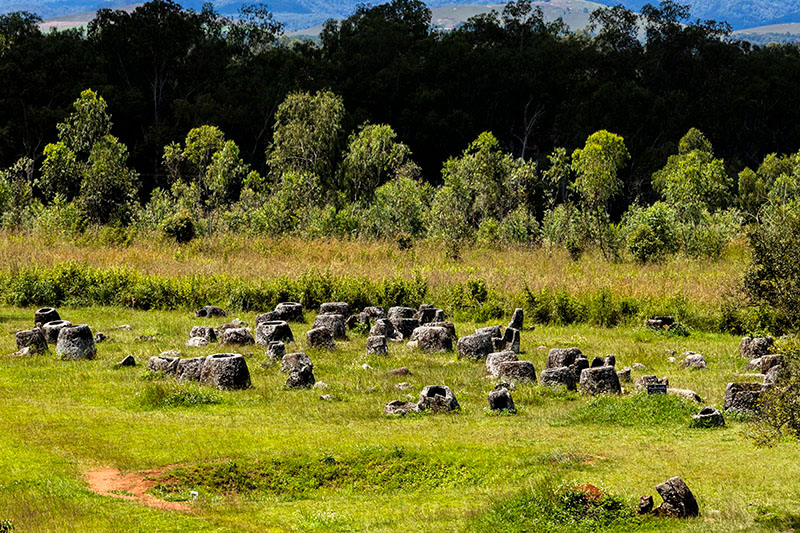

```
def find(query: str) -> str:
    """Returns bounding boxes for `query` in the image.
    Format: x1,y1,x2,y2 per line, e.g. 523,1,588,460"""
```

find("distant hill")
12,0,800,33
732,22,800,44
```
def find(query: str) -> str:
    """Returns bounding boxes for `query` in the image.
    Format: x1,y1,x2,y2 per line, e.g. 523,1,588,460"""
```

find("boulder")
387,306,416,320
320,302,350,317
200,353,251,390
194,305,226,318
417,385,460,412
274,302,303,322
366,335,388,356
681,351,708,370
639,495,654,515
590,356,605,368
186,337,209,347
256,320,294,345
760,354,783,374
313,314,346,340
426,321,457,342
654,477,699,518
496,360,536,383
476,325,503,339
546,347,583,368
306,327,336,350
391,317,420,339
508,308,524,330
388,367,412,376
416,305,438,325
147,356,179,375
739,336,773,359
370,319,403,342
118,355,136,367
635,375,669,390
498,327,521,353
94,333,107,344
16,328,47,354
617,367,632,383
286,365,315,388
42,320,73,344
34,307,60,327
189,326,217,342
267,341,286,364
604,355,616,367
345,312,371,332
412,326,453,353
177,356,207,382
457,332,494,360
744,357,762,371
488,386,516,412
56,324,96,360
486,351,518,377
362,306,386,320
646,316,675,329
384,400,419,416
764,365,784,385
220,327,254,346
690,407,725,428
579,366,621,395
723,382,762,413
668,388,703,403
281,352,313,374
632,362,647,370
539,366,578,391
570,357,590,381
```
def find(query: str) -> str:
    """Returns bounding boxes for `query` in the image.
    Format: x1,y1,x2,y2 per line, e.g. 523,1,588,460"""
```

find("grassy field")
1,302,798,532
0,232,747,308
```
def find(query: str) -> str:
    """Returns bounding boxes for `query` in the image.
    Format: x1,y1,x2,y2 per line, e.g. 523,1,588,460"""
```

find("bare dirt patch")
85,467,190,512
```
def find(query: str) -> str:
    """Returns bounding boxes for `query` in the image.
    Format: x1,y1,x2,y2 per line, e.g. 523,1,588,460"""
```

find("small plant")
395,231,413,250
0,520,13,532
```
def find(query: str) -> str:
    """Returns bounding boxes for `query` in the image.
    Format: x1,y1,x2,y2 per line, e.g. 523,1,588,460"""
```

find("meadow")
1,235,797,532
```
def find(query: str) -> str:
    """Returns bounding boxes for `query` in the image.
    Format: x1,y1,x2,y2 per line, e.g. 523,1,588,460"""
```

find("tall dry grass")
0,230,747,306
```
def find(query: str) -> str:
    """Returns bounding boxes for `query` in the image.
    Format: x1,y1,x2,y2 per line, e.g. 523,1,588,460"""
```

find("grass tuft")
557,393,699,427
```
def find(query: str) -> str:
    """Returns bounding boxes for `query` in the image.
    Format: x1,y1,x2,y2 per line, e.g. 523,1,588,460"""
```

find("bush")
624,202,679,262
749,337,800,446
469,479,645,533
160,209,196,243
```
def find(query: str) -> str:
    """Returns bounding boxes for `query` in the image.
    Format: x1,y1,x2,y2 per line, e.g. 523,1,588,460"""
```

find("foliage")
624,202,680,262
652,128,732,222
469,479,646,532
571,130,629,258
361,176,432,239
78,135,140,225
743,201,800,331
267,90,345,182
138,382,222,409
341,123,414,203
749,337,800,446
160,208,196,243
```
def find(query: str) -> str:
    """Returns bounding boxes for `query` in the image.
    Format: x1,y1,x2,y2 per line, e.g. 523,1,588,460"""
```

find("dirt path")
85,467,190,512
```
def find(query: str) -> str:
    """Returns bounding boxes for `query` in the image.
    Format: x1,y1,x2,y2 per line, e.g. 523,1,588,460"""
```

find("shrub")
624,202,679,262
749,337,800,446
160,209,196,243
469,479,645,533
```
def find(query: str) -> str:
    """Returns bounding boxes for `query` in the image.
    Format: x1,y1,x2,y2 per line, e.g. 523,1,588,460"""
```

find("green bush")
469,479,646,533
624,202,679,262
160,209,196,243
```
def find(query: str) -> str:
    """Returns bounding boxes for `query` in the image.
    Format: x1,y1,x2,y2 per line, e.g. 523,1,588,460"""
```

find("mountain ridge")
7,0,800,32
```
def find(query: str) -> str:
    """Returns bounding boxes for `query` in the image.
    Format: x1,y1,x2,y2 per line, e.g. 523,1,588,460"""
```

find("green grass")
0,305,798,531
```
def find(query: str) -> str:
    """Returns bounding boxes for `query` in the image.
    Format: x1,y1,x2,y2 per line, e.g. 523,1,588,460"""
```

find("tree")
341,123,414,203
571,130,629,257
652,128,732,222
56,89,112,155
163,125,252,211
78,135,139,224
267,90,345,182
